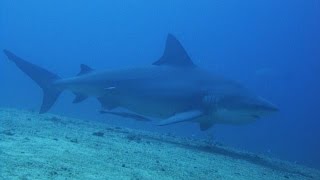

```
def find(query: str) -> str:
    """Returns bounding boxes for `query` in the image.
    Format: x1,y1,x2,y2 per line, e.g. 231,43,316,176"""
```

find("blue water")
1,0,319,169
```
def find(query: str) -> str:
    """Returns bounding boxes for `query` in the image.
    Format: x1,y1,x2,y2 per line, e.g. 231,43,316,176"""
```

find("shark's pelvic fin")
157,110,203,126
77,64,94,76
72,93,88,104
3,50,62,113
153,34,196,68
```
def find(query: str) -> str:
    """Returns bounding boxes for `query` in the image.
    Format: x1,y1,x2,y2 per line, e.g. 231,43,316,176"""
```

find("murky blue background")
1,1,319,168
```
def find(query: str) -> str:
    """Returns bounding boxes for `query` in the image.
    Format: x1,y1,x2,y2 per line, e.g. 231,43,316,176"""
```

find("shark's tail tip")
3,49,20,63
3,49,12,58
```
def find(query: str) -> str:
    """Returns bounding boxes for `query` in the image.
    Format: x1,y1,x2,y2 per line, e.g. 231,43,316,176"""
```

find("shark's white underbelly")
104,93,193,118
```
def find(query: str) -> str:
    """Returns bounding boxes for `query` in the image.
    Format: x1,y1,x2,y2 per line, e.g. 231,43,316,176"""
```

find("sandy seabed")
0,108,319,180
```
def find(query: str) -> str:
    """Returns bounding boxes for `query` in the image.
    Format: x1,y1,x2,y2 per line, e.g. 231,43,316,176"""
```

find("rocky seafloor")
0,108,319,180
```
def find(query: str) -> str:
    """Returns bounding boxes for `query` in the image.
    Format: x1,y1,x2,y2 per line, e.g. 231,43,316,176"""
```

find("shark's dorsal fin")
77,64,94,76
153,34,196,68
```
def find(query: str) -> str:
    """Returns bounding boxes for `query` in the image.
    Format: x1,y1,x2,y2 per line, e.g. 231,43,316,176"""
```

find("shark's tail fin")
3,50,62,113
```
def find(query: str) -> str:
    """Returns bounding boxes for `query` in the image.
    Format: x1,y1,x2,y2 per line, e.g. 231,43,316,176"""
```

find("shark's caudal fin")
153,34,196,68
3,50,62,113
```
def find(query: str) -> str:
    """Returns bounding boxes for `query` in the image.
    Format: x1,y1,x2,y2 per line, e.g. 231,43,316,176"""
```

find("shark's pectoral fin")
72,93,88,104
199,121,214,131
100,110,151,122
157,110,203,126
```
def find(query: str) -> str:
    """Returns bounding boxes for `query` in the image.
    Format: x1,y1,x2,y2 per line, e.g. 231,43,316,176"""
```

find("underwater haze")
1,0,320,171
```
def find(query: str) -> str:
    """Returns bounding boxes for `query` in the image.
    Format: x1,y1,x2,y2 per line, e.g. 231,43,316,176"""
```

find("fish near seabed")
3,34,278,130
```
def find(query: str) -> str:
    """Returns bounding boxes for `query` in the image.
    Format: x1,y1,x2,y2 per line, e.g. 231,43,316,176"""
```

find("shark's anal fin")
199,122,214,131
100,110,151,122
157,110,203,126
72,93,88,104
97,97,118,110
153,34,196,68
77,64,94,76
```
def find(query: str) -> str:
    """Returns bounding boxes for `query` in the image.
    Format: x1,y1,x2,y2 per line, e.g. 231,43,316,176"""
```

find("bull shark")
3,34,278,130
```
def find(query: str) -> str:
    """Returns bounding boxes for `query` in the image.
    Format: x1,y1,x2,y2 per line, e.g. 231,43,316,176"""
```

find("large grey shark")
3,34,278,130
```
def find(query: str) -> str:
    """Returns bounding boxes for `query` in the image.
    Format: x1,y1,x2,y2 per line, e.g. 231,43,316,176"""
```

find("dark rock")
127,134,135,141
1,130,15,136
126,134,142,143
105,127,113,131
47,116,66,125
60,167,70,172
49,171,58,176
92,131,104,137
70,138,78,143
49,116,61,122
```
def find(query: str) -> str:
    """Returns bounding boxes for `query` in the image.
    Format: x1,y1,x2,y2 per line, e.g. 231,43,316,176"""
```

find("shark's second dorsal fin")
153,34,196,68
77,64,94,76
